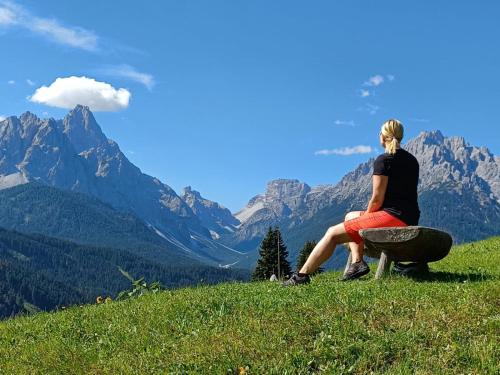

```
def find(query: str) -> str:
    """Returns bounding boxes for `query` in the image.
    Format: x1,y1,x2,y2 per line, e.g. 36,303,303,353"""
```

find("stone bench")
343,226,453,279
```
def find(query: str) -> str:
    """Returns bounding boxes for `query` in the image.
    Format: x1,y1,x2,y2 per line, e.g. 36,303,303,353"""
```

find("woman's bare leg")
299,222,352,274
349,240,365,263
344,211,365,263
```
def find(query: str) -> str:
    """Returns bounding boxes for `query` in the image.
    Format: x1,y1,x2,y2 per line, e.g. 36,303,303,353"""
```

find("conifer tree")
296,240,324,275
251,226,292,281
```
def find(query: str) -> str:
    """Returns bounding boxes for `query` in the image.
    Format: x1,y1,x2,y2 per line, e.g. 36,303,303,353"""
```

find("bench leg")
343,251,352,278
375,252,392,279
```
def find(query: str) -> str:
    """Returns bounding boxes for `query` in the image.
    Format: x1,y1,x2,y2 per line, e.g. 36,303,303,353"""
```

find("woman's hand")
366,175,388,213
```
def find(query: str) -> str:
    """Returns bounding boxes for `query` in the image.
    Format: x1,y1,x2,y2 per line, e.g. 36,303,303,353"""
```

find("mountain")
0,106,206,243
0,182,205,266
0,105,247,265
181,186,240,240
2,106,498,271
220,130,500,269
0,227,250,319
226,179,335,248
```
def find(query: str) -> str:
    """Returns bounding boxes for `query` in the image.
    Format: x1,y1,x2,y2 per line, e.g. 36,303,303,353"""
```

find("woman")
283,119,420,286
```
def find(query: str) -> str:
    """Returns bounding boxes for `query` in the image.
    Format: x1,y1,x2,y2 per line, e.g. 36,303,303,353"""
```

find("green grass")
1,237,499,374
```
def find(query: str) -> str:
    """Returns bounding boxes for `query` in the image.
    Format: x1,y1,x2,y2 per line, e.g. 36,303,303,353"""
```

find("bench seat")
343,226,453,279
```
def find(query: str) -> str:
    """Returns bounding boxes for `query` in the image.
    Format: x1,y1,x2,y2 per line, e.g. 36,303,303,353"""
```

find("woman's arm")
366,175,388,213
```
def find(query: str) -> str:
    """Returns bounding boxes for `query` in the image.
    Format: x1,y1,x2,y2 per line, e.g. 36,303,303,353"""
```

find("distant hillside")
0,182,201,266
0,227,250,319
0,182,253,268
1,236,498,374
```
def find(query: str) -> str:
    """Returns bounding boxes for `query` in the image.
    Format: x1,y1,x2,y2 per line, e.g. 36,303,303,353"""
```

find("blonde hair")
381,119,404,155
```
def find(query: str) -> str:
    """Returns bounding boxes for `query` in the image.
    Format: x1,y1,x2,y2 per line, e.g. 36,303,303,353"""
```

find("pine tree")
251,226,292,281
296,240,324,275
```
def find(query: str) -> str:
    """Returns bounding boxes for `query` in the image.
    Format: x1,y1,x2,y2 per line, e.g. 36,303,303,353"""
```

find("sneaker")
341,260,370,281
282,272,311,287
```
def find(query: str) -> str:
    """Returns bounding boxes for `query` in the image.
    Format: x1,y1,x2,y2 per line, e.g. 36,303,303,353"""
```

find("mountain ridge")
219,129,500,268
0,105,243,264
1,106,498,270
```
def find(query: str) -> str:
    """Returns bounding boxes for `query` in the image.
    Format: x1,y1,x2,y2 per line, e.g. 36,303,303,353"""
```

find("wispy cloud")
366,103,380,115
359,89,370,98
314,145,374,156
28,76,130,112
357,103,380,115
334,119,356,127
26,78,35,86
363,74,385,87
0,1,98,51
7,79,14,85
359,74,395,99
96,64,155,90
0,3,15,25
409,117,430,123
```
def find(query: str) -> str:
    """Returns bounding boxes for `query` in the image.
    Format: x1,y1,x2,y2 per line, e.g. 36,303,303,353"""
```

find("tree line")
0,227,250,320
251,226,324,281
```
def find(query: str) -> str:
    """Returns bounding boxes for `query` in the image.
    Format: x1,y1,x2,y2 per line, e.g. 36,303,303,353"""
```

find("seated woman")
283,119,420,286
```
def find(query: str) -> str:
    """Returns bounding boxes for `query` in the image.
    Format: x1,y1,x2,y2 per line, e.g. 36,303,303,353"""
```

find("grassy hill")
0,237,498,374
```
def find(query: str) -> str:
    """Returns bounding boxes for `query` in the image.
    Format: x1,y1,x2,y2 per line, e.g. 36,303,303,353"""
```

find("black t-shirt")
372,148,420,225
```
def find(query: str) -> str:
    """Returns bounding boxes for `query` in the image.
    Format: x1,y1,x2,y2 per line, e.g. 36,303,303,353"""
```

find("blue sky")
1,0,499,212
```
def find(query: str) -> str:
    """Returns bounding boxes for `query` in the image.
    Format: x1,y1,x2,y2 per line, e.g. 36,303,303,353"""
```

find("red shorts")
343,210,408,244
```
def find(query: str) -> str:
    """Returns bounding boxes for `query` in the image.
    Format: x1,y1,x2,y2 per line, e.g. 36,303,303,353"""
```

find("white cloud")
0,3,15,25
314,145,374,156
364,74,384,87
0,115,5,121
387,74,395,81
26,78,35,86
0,1,98,51
97,64,155,90
31,18,97,51
28,76,131,112
7,79,15,84
334,120,356,127
360,89,370,98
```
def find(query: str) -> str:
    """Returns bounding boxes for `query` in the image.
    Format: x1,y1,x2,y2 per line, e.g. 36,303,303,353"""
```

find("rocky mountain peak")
233,179,312,228
265,179,311,201
180,186,239,238
403,130,498,198
181,186,202,199
19,111,39,124
446,135,467,149
412,129,445,145
0,116,19,133
62,104,107,152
